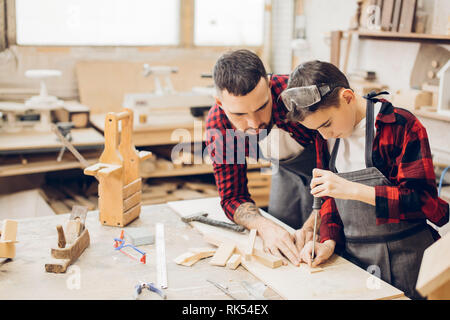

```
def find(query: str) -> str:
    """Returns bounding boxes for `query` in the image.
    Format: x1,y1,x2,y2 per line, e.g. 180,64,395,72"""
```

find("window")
15,0,179,46
194,0,265,46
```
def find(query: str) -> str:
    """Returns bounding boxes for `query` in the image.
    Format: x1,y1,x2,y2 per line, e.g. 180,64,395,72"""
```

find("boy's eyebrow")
315,118,331,130
229,99,269,115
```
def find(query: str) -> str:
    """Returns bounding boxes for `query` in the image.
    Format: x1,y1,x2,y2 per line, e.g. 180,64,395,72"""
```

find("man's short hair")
213,49,267,96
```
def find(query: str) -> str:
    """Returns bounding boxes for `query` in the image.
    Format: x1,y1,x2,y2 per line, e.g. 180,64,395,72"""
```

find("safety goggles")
280,84,334,111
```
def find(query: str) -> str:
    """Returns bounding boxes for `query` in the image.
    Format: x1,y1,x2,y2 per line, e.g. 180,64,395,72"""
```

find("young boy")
281,60,449,299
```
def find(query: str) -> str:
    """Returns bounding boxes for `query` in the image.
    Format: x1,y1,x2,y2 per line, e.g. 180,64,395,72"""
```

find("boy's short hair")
213,49,267,97
286,60,351,122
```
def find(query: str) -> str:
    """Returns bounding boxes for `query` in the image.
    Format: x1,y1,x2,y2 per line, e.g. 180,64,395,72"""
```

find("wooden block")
245,229,257,260
210,243,236,267
227,254,242,270
1,220,18,242
0,243,16,259
253,250,283,269
64,220,81,245
50,228,90,262
174,248,216,267
174,252,198,265
300,263,324,274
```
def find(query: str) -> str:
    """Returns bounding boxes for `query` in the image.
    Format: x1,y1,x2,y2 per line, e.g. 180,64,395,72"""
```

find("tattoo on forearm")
234,202,261,227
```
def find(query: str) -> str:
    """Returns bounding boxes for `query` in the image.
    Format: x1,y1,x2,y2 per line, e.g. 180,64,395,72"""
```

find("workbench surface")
0,204,280,300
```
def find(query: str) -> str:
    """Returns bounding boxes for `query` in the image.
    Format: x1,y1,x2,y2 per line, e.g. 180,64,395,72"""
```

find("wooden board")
0,189,56,220
416,231,450,298
398,0,416,33
0,128,104,153
381,0,395,31
391,0,403,32
167,197,405,300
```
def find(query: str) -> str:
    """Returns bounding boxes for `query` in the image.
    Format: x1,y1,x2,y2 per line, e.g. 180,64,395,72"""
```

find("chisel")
311,197,322,262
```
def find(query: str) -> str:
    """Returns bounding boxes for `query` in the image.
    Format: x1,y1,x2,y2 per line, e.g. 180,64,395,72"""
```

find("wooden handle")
115,111,131,120
56,225,66,248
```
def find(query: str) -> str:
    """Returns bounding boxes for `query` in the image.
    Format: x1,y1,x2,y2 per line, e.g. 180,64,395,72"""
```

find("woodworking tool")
51,123,90,169
155,223,167,289
207,279,238,300
134,281,166,300
182,212,246,233
311,197,322,262
113,230,147,264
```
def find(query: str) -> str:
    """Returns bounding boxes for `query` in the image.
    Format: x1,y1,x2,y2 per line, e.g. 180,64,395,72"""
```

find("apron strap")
329,91,388,172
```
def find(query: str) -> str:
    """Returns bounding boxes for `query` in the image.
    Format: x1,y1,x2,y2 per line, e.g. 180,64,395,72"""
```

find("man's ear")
341,88,354,105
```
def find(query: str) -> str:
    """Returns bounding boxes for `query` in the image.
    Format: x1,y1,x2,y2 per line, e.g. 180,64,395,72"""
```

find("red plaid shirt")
205,75,449,248
317,100,449,249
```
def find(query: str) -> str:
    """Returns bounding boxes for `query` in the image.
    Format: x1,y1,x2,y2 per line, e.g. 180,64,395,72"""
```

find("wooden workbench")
0,203,280,300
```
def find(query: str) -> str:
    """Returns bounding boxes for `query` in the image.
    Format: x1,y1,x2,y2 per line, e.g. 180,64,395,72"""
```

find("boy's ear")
341,88,354,104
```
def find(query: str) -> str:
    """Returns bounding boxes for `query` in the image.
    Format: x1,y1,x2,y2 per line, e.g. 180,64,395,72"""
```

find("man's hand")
293,211,321,253
299,240,335,268
234,202,301,266
257,218,301,266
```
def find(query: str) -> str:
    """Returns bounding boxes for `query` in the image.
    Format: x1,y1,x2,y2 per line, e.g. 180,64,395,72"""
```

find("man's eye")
323,122,332,128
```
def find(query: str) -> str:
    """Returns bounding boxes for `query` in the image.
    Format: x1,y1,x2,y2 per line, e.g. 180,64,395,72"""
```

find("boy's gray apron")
329,92,434,299
268,143,316,229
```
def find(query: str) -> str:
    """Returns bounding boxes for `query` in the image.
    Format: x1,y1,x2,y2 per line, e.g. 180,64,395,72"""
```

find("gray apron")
268,143,316,229
329,92,435,299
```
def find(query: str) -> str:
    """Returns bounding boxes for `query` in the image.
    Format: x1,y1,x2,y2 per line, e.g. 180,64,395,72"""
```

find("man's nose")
247,114,261,129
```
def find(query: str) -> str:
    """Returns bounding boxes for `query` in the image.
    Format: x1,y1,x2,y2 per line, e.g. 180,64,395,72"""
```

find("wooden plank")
123,191,141,213
167,197,405,300
123,178,142,199
210,243,236,267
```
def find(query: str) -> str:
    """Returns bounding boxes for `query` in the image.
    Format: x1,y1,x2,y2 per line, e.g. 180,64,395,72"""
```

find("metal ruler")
155,223,167,289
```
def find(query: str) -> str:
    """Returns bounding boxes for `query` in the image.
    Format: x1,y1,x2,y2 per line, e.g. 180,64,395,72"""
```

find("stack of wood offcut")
173,229,288,271
41,182,98,215
141,179,219,205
